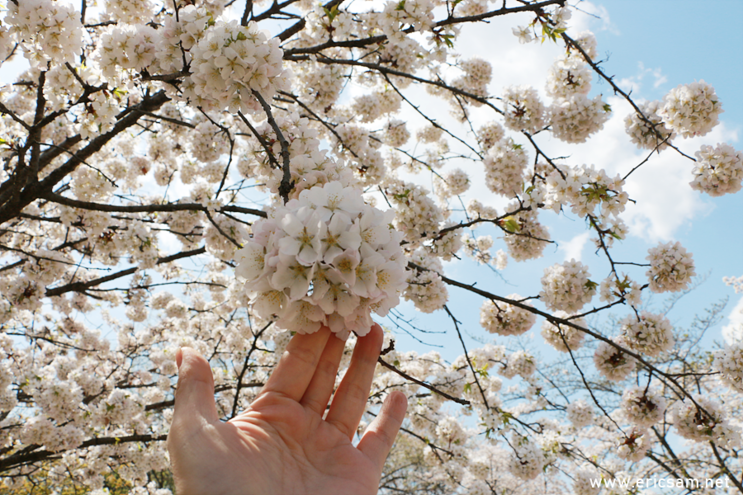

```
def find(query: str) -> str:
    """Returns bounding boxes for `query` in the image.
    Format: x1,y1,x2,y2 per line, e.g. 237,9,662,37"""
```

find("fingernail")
176,348,184,370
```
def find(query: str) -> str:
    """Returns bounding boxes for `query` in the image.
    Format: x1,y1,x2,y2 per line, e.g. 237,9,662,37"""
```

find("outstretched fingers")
357,391,408,472
299,333,347,416
325,324,384,439
260,326,332,402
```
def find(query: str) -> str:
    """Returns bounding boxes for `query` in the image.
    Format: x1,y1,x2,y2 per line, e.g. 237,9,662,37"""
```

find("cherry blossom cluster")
546,164,628,222
593,337,637,381
615,426,652,462
5,0,83,67
566,400,594,428
690,143,743,197
462,234,506,267
330,124,387,187
671,396,741,448
539,259,596,313
545,57,592,99
483,139,528,197
477,122,506,149
0,24,11,62
500,350,537,379
621,386,666,427
502,205,550,262
427,225,463,262
624,100,675,151
568,31,598,61
480,296,536,336
645,241,695,293
549,94,611,143
434,168,470,199
541,313,586,352
103,0,156,24
404,249,448,313
658,80,723,138
78,91,125,141
235,182,406,338
714,341,743,392
242,112,358,198
453,58,493,100
507,433,550,480
619,311,675,356
502,85,547,134
97,24,160,80
383,178,444,246
383,119,411,148
599,274,642,306
188,20,290,113
157,5,211,73
351,88,402,124
378,0,435,44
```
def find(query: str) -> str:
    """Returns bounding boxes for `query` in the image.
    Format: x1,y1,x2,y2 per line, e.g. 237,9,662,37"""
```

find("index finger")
259,326,332,401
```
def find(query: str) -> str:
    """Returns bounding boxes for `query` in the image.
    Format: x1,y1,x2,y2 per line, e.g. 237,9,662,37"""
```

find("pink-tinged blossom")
234,243,267,282
278,208,326,266
236,181,406,336
321,213,361,263
270,253,316,301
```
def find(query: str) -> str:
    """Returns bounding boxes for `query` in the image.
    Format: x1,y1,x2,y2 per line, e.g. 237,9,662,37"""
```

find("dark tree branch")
252,91,293,203
45,246,207,297
378,357,470,406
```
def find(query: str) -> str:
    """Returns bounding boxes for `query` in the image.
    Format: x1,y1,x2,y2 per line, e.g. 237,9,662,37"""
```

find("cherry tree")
0,0,741,493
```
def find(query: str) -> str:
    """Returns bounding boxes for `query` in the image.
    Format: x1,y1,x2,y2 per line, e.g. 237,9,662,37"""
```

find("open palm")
167,324,407,495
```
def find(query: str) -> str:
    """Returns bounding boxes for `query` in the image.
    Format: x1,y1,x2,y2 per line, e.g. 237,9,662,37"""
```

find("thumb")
173,347,219,424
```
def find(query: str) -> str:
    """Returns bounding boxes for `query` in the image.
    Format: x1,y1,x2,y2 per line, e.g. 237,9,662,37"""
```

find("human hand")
167,324,408,495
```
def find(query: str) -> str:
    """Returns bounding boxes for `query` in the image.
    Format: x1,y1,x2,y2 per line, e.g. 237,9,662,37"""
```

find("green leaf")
501,411,513,426
603,103,612,113
502,216,520,234
395,0,406,10
584,280,599,291
236,31,248,41
112,87,127,100
440,34,455,49
323,5,339,22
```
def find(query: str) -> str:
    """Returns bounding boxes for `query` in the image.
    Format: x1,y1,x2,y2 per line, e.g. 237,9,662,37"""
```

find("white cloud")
617,62,669,94
723,295,743,344
560,232,590,261
652,68,668,88
569,1,618,35
536,93,738,242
